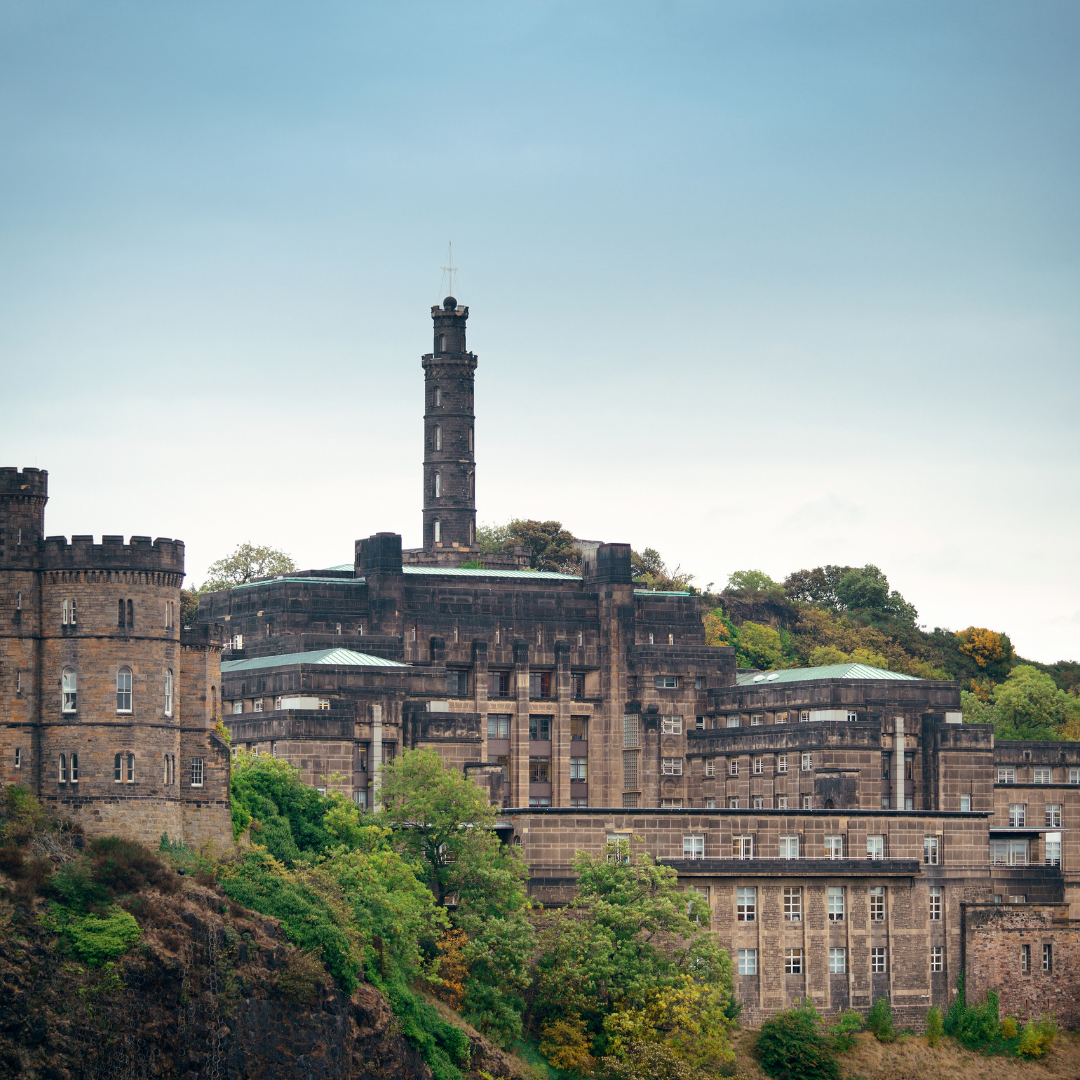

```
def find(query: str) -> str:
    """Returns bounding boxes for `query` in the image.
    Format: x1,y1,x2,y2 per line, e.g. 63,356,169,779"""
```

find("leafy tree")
479,519,581,572
598,1041,709,1080
633,548,695,592
926,1005,944,1047
808,644,891,670
866,996,895,1042
735,622,783,669
702,607,733,647
179,587,201,626
754,1002,841,1080
956,627,1015,680
202,542,297,591
992,665,1080,740
476,521,514,554
835,564,917,625
726,569,782,597
783,565,852,610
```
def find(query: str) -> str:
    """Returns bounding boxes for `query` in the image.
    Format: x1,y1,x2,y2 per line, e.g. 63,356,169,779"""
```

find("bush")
866,997,895,1043
0,784,45,845
67,906,141,965
1000,1015,1017,1040
1017,1016,1057,1059
87,837,179,898
755,1003,841,1080
598,1040,708,1080
276,946,327,1004
926,1006,943,1047
829,1009,864,1052
381,974,470,1080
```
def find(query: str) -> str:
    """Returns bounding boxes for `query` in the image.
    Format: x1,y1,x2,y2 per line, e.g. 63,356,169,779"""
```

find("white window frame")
1008,804,1026,828
164,669,173,716
801,752,812,771
867,835,885,860
683,834,705,860
828,886,844,921
655,675,679,689
661,715,683,735
1034,767,1052,784
570,757,588,781
753,755,764,774
705,758,716,777
732,835,753,859
825,835,843,859
1046,804,1062,828
737,948,757,975
750,713,763,726
870,886,885,921
737,886,757,922
783,886,802,921
998,768,1015,784
1071,768,1080,785
726,715,740,728
960,794,971,812
752,795,764,809
871,947,888,974
829,947,846,974
931,946,944,973
777,754,788,773
784,947,803,973
728,796,739,809
777,795,788,809
661,758,683,776
802,795,812,810
924,836,940,865
780,835,799,859
116,667,133,713
929,885,943,920
190,757,204,787
729,758,739,776
62,667,77,713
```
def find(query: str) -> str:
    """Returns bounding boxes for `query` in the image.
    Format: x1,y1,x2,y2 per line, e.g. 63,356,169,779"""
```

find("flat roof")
221,647,409,672
735,663,922,686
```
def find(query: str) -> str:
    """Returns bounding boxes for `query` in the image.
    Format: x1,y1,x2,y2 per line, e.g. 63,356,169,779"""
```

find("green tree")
479,519,580,572
726,569,782,597
179,587,201,626
735,622,783,669
755,1002,841,1080
836,565,917,625
992,665,1080,740
632,548,695,592
783,565,853,610
476,521,514,554
202,542,297,591
956,627,1015,681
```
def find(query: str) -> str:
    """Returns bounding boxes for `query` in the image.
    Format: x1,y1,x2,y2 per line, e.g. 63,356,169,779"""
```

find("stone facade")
195,295,1080,1023
0,468,232,848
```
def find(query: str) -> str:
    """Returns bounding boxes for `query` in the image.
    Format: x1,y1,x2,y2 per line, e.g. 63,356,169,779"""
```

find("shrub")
598,1040,707,1080
866,997,895,1043
1000,1015,1017,1040
926,1006,943,1047
87,837,179,898
381,974,470,1080
1016,1016,1057,1059
829,1009,864,1052
755,1002,841,1080
67,906,141,965
0,784,45,845
50,858,108,911
276,946,327,1004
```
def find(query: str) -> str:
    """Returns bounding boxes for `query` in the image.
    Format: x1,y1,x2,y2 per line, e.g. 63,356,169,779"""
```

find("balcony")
658,857,922,878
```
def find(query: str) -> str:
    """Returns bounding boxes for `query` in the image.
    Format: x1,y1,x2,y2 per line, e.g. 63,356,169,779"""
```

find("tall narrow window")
127,600,134,627
870,886,885,920
437,335,446,354
117,667,133,713
1021,944,1031,972
783,887,802,921
164,669,173,716
15,591,21,610
191,758,204,787
929,886,943,920
14,748,21,769
126,753,134,782
468,427,473,452
737,886,757,921
1043,944,1053,972
435,426,442,451
434,520,441,543
828,887,845,921
70,753,78,783
114,753,123,782
118,599,125,626
435,386,441,405
15,671,21,693
58,754,67,783
62,668,77,713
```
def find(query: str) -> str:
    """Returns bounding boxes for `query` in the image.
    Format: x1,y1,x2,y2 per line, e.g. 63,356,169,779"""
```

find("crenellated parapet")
39,534,185,575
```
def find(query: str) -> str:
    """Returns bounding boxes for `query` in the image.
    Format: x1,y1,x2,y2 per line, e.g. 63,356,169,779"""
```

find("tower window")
71,753,78,783
127,600,134,627
14,748,21,769
437,335,446,353
58,754,67,783
62,599,77,625
435,425,442,451
15,591,21,610
62,668,77,713
468,427,473,452
435,386,441,406
117,667,133,713
435,473,441,498
434,520,441,543
191,758,204,787
164,669,173,716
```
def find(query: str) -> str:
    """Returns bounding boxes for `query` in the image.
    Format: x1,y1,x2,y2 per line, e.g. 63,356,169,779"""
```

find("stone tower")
422,296,477,552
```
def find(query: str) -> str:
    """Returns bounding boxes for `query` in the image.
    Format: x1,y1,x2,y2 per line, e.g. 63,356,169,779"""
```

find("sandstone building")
0,467,232,847
191,295,1080,1023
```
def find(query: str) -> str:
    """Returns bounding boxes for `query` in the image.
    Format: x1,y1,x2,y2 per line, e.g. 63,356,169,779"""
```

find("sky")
1,1,1077,663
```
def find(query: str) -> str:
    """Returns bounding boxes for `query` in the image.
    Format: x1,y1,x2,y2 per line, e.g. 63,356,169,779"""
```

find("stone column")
473,639,489,761
894,717,905,812
554,638,572,806
512,640,530,807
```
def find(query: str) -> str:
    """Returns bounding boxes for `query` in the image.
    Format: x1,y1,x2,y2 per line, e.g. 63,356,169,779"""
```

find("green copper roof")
735,664,922,686
222,648,409,672
233,576,365,589
324,563,579,581
635,589,692,597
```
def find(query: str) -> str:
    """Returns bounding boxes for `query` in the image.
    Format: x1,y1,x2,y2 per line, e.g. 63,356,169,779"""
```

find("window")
784,948,803,974
61,598,77,625
828,887,845,921
728,796,740,809
825,836,843,859
529,796,552,807
569,716,588,742
15,591,21,611
529,757,551,782
253,697,263,712
738,949,758,975
62,668,77,713
487,715,510,738
661,716,683,735
1046,804,1062,828
435,385,441,403
751,713,763,726
118,753,134,782
830,948,847,974
800,710,810,723
116,668,132,713
1021,944,1031,972
871,947,887,974
777,754,788,774
191,758,204,787
777,795,788,809
318,698,330,710
705,758,716,777
489,670,511,697
930,886,943,920
931,946,944,973
783,887,802,921
655,676,679,689
737,886,757,921
232,701,243,714
867,835,885,860
731,836,753,859
998,768,1015,784
70,752,78,783
802,795,812,810
164,669,173,716
15,671,20,693
434,520,441,543
726,716,740,728
729,758,739,776
801,752,812,771
1045,835,1062,867
529,671,552,698
570,797,588,807
577,631,583,647
870,887,885,921
753,796,764,809
1043,944,1053,973
705,798,716,809
662,758,683,775
435,425,442,450
924,836,940,865
990,839,1029,865
570,757,588,781
694,677,705,689
623,750,639,790
961,794,972,812
847,710,857,722
661,798,684,808
779,835,799,859
165,600,174,629
447,670,469,696
434,473,441,498
1072,768,1080,785
607,835,631,863
753,755,764,774
668,634,674,645
683,835,705,859
58,754,67,783
1009,804,1026,827
1034,768,1052,784
118,599,126,625
127,600,134,627
14,748,22,769
571,673,585,700
776,711,789,724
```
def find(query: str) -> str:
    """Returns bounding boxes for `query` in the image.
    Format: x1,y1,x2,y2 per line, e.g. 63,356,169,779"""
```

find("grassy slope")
729,1028,1080,1080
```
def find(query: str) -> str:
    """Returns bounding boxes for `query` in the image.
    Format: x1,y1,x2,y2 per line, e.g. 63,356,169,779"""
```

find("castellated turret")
0,467,232,848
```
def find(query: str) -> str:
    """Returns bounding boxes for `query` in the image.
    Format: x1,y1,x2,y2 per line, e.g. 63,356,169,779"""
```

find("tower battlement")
0,466,48,497
39,534,186,574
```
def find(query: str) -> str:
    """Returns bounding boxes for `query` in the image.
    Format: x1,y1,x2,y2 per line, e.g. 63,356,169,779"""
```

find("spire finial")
439,242,459,300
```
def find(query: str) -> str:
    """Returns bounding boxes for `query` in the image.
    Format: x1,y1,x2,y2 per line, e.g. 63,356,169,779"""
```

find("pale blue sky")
1,2,1077,661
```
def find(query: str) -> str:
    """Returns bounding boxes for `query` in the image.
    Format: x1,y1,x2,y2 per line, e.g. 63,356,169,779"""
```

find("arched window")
437,334,446,353
126,753,134,783
164,669,173,716
127,599,134,627
435,425,442,451
117,667,132,713
70,753,78,783
118,598,126,626
114,753,122,782
58,754,67,783
434,520,441,543
62,668,77,713
435,473,441,498
435,386,441,407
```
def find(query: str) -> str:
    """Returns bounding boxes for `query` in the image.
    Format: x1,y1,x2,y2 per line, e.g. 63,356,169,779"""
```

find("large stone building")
0,467,232,847
194,295,1080,1024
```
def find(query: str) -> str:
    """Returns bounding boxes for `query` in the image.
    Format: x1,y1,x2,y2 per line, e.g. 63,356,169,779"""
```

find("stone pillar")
371,704,383,810
554,638,572,806
894,717,905,812
473,639,489,760
512,640,530,807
